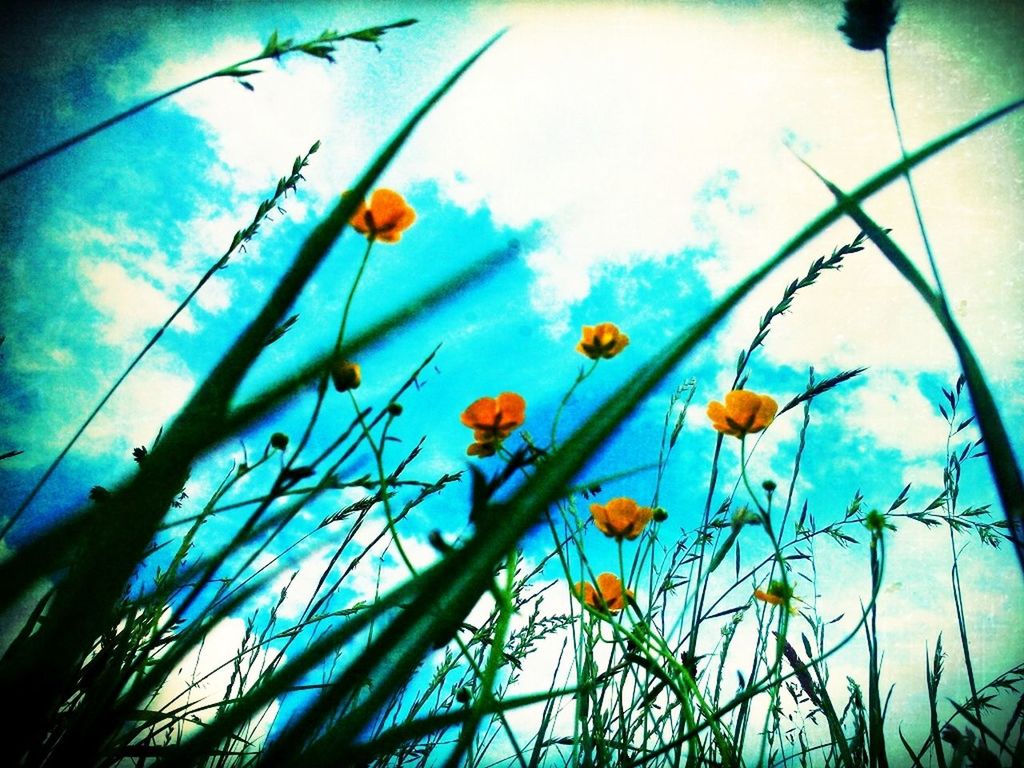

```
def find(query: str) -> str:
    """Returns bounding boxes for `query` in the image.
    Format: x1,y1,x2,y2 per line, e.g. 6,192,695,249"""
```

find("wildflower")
590,497,654,541
707,389,778,438
576,322,629,360
838,0,898,52
574,573,633,613
754,580,796,614
331,359,361,392
461,392,526,457
348,188,416,243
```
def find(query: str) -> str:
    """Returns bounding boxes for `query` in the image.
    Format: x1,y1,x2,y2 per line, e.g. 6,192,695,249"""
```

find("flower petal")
724,390,762,431
461,397,497,429
751,394,779,432
496,392,526,428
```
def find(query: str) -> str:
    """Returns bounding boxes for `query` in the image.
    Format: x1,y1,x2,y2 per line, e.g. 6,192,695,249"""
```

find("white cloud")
835,370,949,460
152,38,365,201
81,358,196,457
900,459,945,492
81,260,198,345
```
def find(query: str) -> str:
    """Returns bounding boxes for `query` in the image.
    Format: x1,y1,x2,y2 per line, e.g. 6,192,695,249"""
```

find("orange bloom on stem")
574,573,633,613
460,392,526,457
576,322,629,360
754,580,796,614
707,389,778,438
753,588,784,606
590,497,654,541
349,188,416,243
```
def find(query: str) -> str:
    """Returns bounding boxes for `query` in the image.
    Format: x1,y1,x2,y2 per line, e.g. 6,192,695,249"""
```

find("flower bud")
331,359,361,392
270,432,289,451
387,402,403,417
652,507,669,522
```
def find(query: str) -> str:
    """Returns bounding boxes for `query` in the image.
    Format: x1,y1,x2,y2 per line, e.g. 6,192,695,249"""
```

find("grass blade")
803,165,1024,574
0,29,505,765
242,100,1024,763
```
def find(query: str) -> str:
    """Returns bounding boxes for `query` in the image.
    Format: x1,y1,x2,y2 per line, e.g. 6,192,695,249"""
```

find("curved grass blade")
160,96,1024,765
803,167,1024,574
2,141,321,540
0,243,512,622
0,30,505,766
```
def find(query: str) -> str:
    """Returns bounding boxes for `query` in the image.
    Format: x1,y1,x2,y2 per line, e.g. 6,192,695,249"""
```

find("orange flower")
754,580,796,614
330,359,361,392
590,497,654,541
707,389,778,438
349,189,416,243
576,322,629,360
753,588,784,606
460,392,526,457
574,573,633,613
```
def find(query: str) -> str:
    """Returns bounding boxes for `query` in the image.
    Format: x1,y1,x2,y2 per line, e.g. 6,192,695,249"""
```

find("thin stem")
0,20,416,183
882,47,950,312
550,360,600,450
288,238,374,469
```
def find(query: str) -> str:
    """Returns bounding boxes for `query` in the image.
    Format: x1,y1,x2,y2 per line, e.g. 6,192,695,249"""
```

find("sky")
1,0,1022,761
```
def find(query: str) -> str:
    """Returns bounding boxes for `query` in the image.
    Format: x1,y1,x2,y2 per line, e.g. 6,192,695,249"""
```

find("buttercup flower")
576,322,630,360
573,573,633,613
331,359,362,392
460,392,526,457
349,188,416,243
754,580,796,614
707,389,778,438
590,497,654,541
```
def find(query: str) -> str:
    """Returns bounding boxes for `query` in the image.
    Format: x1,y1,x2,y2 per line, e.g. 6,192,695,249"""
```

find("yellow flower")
707,389,778,438
590,497,654,541
330,359,361,392
349,188,416,243
460,392,526,457
574,573,633,613
576,322,629,360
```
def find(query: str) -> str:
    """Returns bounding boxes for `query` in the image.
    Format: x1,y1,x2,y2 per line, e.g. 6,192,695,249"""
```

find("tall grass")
1,7,1022,768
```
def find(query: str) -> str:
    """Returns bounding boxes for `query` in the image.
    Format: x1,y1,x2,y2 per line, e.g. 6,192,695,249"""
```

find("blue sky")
1,0,1022,757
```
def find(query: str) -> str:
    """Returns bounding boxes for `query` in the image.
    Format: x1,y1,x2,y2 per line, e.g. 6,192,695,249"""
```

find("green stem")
0,20,416,183
550,359,600,450
288,239,374,470
882,46,950,311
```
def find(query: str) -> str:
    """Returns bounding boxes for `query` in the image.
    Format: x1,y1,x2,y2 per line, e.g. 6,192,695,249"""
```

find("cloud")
149,36,368,202
834,370,949,460
81,260,197,345
82,357,196,456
